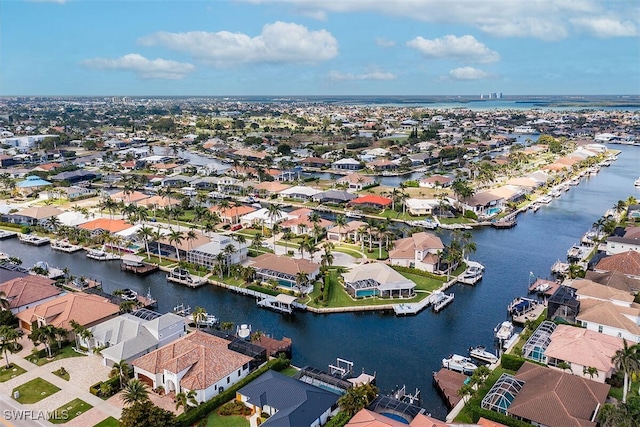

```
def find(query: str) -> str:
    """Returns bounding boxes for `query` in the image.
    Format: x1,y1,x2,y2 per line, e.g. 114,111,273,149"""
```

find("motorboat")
50,239,82,253
346,210,364,219
119,288,138,301
86,246,120,261
635,177,640,188
469,346,499,364
442,354,477,375
494,321,514,342
457,264,484,285
538,196,552,204
566,244,584,261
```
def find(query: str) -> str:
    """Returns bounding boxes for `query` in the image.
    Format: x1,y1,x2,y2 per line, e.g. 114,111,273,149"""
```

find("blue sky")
2,0,639,96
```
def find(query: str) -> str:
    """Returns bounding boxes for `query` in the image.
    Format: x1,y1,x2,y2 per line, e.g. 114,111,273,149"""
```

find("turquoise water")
486,207,501,216
356,289,378,298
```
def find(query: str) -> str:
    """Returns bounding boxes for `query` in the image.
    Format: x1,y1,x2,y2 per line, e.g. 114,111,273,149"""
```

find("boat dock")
0,230,18,240
512,300,547,325
432,291,455,312
433,368,467,409
50,240,83,253
167,274,207,288
120,254,159,275
86,248,121,261
18,234,50,246
257,294,298,314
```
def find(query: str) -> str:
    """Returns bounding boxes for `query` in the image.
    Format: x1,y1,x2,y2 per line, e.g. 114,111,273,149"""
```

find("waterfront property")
342,263,416,299
336,172,376,191
186,233,249,270
326,220,367,243
132,330,253,403
347,194,392,211
605,226,640,255
388,232,444,273
86,309,186,367
236,370,339,427
0,274,62,314
250,253,320,292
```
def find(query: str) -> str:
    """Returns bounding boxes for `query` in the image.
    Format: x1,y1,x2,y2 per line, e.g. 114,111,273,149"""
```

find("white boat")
538,196,552,204
635,177,640,187
18,234,50,246
457,263,484,285
0,252,8,261
118,288,138,301
549,189,562,198
50,239,83,253
345,210,364,219
566,244,584,261
407,219,438,229
531,203,540,212
0,230,17,240
469,346,499,364
551,260,570,275
86,246,120,261
442,354,478,374
431,291,454,312
494,321,514,342
194,313,219,328
568,177,581,186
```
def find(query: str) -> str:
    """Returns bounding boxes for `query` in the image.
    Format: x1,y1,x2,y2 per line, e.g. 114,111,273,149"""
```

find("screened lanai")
481,373,525,415
522,321,557,363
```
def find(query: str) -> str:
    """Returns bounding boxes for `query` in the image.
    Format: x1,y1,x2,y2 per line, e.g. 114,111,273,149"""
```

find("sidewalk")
0,336,122,425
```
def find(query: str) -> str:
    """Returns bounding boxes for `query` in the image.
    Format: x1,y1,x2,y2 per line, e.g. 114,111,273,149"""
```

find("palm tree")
0,326,20,368
110,360,131,390
320,246,334,270
136,226,154,260
223,244,237,276
152,229,164,264
267,203,284,247
457,384,475,403
557,361,573,373
334,214,347,246
220,322,234,336
186,230,198,251
242,266,256,284
282,231,294,254
215,252,226,279
192,306,206,330
0,292,10,311
168,229,184,262
121,379,150,406
582,366,599,379
175,390,198,413
29,325,57,358
611,339,640,403
295,271,309,293
338,382,378,416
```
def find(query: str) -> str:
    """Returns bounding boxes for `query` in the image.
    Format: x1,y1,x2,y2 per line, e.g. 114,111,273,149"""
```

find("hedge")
390,265,447,282
247,285,280,296
467,406,532,427
500,354,525,371
325,412,351,427
89,375,120,398
176,357,290,427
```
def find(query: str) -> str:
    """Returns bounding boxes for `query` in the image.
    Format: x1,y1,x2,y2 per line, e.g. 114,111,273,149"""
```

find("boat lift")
329,358,353,379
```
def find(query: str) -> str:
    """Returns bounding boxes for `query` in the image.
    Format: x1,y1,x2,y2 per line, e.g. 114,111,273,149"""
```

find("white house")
132,331,253,403
405,198,439,216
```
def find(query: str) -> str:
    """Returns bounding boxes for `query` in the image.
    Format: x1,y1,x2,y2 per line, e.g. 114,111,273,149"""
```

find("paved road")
0,394,54,427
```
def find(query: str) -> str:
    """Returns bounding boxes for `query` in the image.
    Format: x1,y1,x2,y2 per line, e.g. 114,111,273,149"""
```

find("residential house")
280,208,333,235
253,181,291,198
584,270,640,294
605,227,640,255
209,205,257,225
346,410,449,427
544,324,623,383
87,310,186,367
405,198,439,216
388,232,444,273
279,185,322,201
132,330,253,403
239,208,287,228
237,370,339,427
594,250,640,278
161,174,195,188
418,175,453,188
250,253,320,292
298,157,331,168
336,173,376,192
311,190,357,205
347,195,392,211
460,191,504,216
5,205,62,226
367,159,398,172
109,190,150,204
332,158,363,171
79,218,133,236
16,292,120,333
343,263,416,298
50,170,99,185
187,233,249,270
326,220,367,244
0,275,62,314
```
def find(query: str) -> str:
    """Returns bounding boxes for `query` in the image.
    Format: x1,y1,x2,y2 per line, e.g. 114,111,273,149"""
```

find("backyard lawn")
50,398,93,424
0,364,26,383
13,377,61,404
26,344,86,366
398,272,444,292
206,412,249,427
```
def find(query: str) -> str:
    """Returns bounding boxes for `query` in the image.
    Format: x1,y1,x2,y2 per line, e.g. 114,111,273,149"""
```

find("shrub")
390,265,447,281
464,210,478,220
325,412,351,427
500,354,525,371
218,400,251,416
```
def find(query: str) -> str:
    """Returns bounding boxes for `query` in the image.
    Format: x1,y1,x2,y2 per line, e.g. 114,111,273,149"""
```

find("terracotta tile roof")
209,205,257,218
79,218,132,233
345,409,448,427
136,195,180,208
577,299,640,336
132,331,252,391
510,362,609,427
0,276,61,309
280,215,332,230
545,325,623,372
327,220,367,234
287,208,313,218
570,279,635,303
109,190,150,203
337,173,375,184
389,232,443,260
595,251,640,276
584,270,640,294
349,195,393,207
477,418,508,427
253,181,291,192
251,253,320,276
16,292,120,330
12,206,63,219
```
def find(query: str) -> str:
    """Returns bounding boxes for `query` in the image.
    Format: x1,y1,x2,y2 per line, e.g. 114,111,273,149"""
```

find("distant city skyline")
2,0,639,96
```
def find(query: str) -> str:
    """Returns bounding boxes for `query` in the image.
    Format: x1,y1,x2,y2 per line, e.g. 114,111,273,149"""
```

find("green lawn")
52,367,70,381
398,272,444,292
455,367,515,424
206,412,249,427
438,217,474,224
13,377,61,404
26,344,86,366
278,366,300,377
0,363,26,383
332,246,365,259
93,417,119,427
609,380,639,401
50,398,93,424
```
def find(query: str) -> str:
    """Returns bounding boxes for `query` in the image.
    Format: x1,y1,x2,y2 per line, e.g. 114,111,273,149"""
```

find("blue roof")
238,370,338,427
17,175,52,188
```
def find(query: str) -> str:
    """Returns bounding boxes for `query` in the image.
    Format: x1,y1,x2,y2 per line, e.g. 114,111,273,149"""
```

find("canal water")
1,145,639,419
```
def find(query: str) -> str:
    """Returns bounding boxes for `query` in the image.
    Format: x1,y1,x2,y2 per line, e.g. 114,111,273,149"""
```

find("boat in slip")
494,321,514,342
635,177,640,188
537,195,552,205
50,239,82,253
442,354,478,375
469,346,499,365
457,261,484,285
86,246,120,261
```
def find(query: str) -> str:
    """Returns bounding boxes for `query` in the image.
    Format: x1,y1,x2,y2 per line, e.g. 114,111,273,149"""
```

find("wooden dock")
121,262,158,275
433,368,467,409
512,301,547,325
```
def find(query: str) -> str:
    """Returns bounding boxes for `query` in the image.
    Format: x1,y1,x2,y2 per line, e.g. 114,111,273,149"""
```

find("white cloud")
375,37,396,48
570,17,637,38
242,0,636,40
328,70,397,81
138,21,338,67
407,35,499,63
82,54,195,80
448,67,491,80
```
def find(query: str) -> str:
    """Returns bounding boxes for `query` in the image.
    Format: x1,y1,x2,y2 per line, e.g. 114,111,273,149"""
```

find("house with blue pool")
342,262,416,299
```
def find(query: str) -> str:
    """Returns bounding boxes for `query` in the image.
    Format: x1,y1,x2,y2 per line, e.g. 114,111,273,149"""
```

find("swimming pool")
356,289,378,298
486,207,501,216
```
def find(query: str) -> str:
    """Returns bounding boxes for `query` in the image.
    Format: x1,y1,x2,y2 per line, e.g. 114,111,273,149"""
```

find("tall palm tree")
192,307,206,329
611,339,640,403
295,271,309,293
0,291,10,311
152,229,164,264
334,214,347,246
320,246,334,269
121,379,150,406
110,360,131,390
186,230,197,251
223,244,237,276
0,325,20,368
29,325,57,358
136,226,154,260
267,203,285,247
168,230,184,262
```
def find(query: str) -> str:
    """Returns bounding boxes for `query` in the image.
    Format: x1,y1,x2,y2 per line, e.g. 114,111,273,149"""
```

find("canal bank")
1,144,639,420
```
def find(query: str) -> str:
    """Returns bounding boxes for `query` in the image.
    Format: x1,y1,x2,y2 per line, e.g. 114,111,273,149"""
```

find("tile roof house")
237,370,339,427
88,311,186,367
507,362,610,427
342,262,416,299
599,248,640,277
576,298,640,343
346,409,449,427
336,173,376,192
78,218,133,234
16,292,120,333
326,220,367,244
584,270,640,294
6,205,63,226
389,232,444,273
209,205,257,225
280,209,333,235
605,226,640,255
544,324,623,383
347,195,393,210
132,330,253,403
109,190,150,204
250,253,320,292
0,275,62,314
